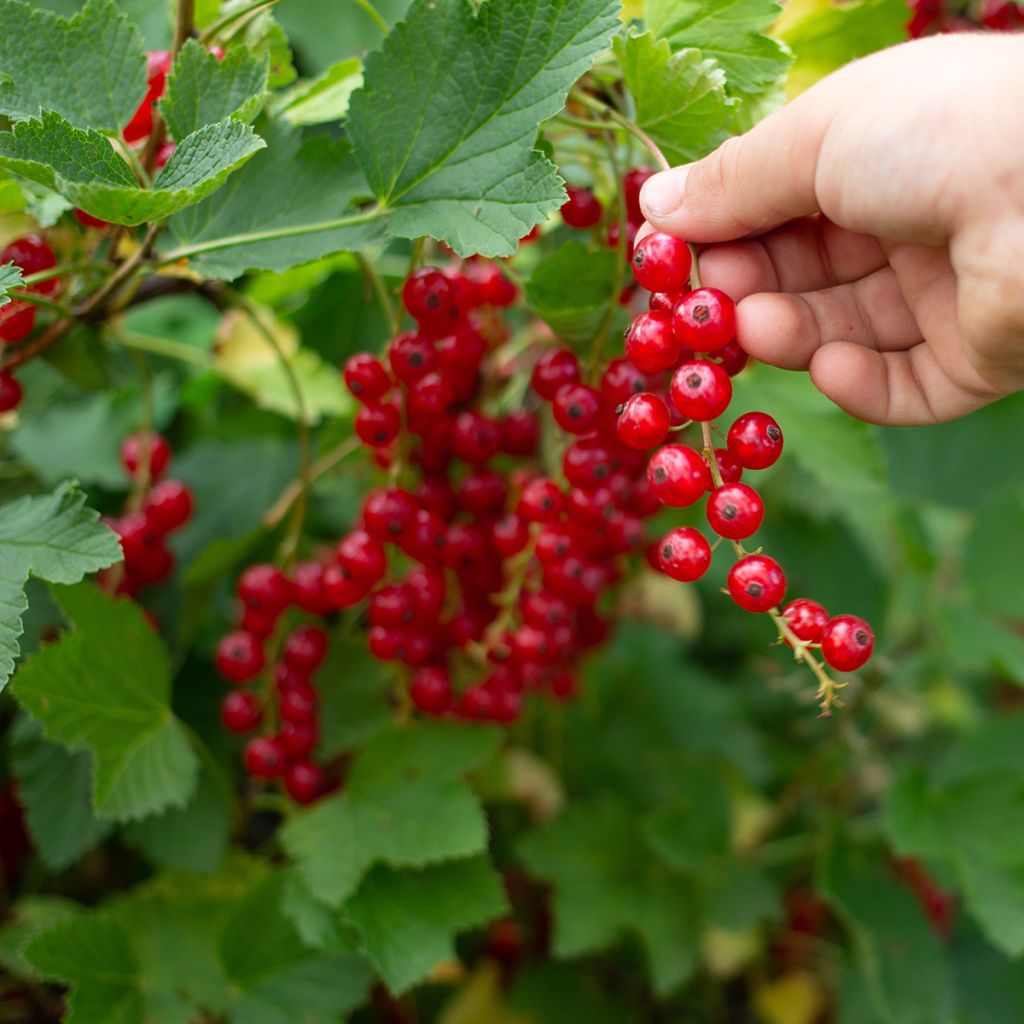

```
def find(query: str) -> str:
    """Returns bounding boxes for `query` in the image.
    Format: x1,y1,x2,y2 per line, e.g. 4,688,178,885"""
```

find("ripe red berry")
517,477,565,523
624,311,682,374
220,691,262,733
410,666,452,716
670,360,732,421
283,625,329,673
717,339,750,377
532,348,580,400
727,555,786,613
388,332,437,383
280,682,319,723
631,231,692,293
600,358,649,406
343,353,391,403
215,630,265,683
74,208,109,229
727,412,784,470
143,479,193,533
337,529,387,585
672,288,736,353
706,483,764,540
402,268,460,334
1,235,58,296
712,448,743,484
500,410,539,456
243,736,286,779
821,615,874,671
362,486,417,540
561,186,603,228
291,561,331,616
284,761,326,804
355,401,401,447
647,445,710,507
552,383,601,435
408,371,453,417
450,410,502,464
490,514,530,557
616,392,671,450
782,599,830,644
657,527,712,582
0,372,23,412
624,168,655,224
238,563,291,617
281,718,319,759
123,50,171,142
120,431,172,480
0,301,35,343
457,468,508,518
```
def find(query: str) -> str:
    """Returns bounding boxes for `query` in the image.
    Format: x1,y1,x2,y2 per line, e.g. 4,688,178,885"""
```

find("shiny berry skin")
450,411,501,464
820,615,874,671
408,371,453,417
220,690,262,733
562,438,613,489
283,625,329,673
0,372,23,412
291,561,331,616
670,360,732,421
284,762,326,804
120,431,172,480
238,563,291,617
362,486,417,540
517,477,565,523
355,402,401,447
243,736,286,779
712,448,743,484
343,353,391,403
631,231,692,293
1,235,58,296
401,508,448,565
657,527,712,582
616,392,671,450
280,682,319,724
600,358,649,406
647,445,710,507
500,410,539,456
625,311,682,374
552,383,601,435
532,348,580,400
717,339,749,377
727,412,784,470
122,50,171,142
215,630,265,683
324,565,368,609
782,599,830,644
281,718,319,759
389,332,436,383
337,529,387,585
624,168,655,224
74,208,109,229
143,479,193,533
410,666,452,716
672,288,736,353
727,555,786,613
561,186,602,228
490,514,530,557
706,483,764,540
457,468,508,518
402,268,459,334
0,301,35,342
472,262,518,307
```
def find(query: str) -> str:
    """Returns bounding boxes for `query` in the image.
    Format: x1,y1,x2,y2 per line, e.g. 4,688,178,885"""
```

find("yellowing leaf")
438,962,532,1024
753,970,827,1024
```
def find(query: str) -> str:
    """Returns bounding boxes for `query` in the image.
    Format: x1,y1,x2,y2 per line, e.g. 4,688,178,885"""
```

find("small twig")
351,0,391,34
263,436,360,530
358,253,399,336
571,91,670,173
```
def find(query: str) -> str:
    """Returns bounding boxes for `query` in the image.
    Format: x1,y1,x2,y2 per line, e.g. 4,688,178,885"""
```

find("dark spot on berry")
633,250,646,268
541,496,553,510
426,293,440,309
686,373,701,389
388,521,403,536
662,543,673,559
653,467,667,484
568,403,583,419
409,352,424,367
692,304,710,324
722,503,737,520
351,381,363,394
747,583,764,597
855,629,869,645
595,464,609,479
615,402,625,416
767,425,781,441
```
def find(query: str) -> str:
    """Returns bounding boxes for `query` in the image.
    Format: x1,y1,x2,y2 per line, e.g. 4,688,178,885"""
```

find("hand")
638,35,1024,425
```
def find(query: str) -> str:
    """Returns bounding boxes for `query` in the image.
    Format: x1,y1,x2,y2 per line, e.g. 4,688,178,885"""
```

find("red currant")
532,348,580,400
142,479,193,533
389,332,437,383
727,412,784,470
220,690,262,733
781,599,830,644
600,357,649,406
410,667,452,716
284,762,326,804
336,529,387,585
450,411,501,464
291,561,331,616
631,231,692,293
616,392,671,450
281,718,319,759
500,410,539,456
238,564,291,617
727,555,786,613
712,448,743,484
0,301,35,343
283,625,329,673
670,360,732,421
0,372,23,412
490,514,530,557
243,735,286,779
120,431,172,481
647,444,710,507
672,288,736,353
624,168,655,224
362,486,417,540
355,402,401,447
706,483,764,540
624,311,681,374
717,340,749,377
215,631,265,683
402,268,460,334
561,186,603,228
821,615,874,671
517,477,565,523
552,383,601,435
343,353,391,403
657,527,712,582
1,235,58,296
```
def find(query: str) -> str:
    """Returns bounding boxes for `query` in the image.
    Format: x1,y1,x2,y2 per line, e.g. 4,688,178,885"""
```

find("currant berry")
552,383,601,435
283,625,329,674
624,311,682,374
408,371,453,417
657,527,712,582
120,431,172,480
517,477,565,523
490,514,530,558
600,357,649,406
143,479,193,533
624,168,655,224
781,599,830,644
238,563,291,617
281,718,319,759
1,235,58,296
402,268,459,334
0,301,36,343
215,631,265,683
631,231,692,293
727,555,786,613
241,607,276,639
400,508,448,565
670,360,732,421
820,615,874,671
388,332,437,383
243,735,286,780
343,353,391,403
123,50,171,142
712,448,743,484
130,540,174,586
500,410,539,456
672,288,736,353
717,339,750,377
457,468,508,518
532,348,580,400
410,666,452,716
563,438,614,489
280,683,319,724
616,392,671,450
284,762,326,804
647,444,710,507
291,561,331,616
355,401,401,447
459,685,495,721
0,372,23,413
727,412,784,470
220,690,263,733
706,483,764,540
561,186,603,228
336,529,387,585
450,410,502,464
74,208,109,229
362,486,417,540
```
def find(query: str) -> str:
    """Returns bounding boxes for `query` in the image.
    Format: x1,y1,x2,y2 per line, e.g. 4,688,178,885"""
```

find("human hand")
638,35,1024,425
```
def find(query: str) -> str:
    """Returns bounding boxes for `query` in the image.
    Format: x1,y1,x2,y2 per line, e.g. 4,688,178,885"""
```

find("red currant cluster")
559,167,652,251
100,432,194,597
621,231,874,707
908,0,1023,35
0,234,60,412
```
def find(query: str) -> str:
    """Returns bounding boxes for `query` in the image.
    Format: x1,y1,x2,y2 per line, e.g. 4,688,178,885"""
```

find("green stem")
263,435,360,530
8,290,75,317
109,328,213,366
19,261,101,287
572,92,671,173
351,0,390,34
358,253,399,336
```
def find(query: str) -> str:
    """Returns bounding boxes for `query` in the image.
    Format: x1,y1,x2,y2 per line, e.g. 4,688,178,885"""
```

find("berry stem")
569,92,670,173
263,435,360,530
7,289,75,318
357,253,399,336
350,0,391,34
109,327,214,366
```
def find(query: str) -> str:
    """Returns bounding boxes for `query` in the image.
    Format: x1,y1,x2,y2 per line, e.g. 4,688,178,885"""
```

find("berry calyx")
820,615,874,671
672,288,736,353
706,483,764,540
402,268,459,334
727,555,786,613
657,527,712,582
670,360,733,421
728,412,784,470
631,231,692,293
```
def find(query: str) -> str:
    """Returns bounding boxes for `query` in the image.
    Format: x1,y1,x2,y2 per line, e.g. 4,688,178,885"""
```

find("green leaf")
614,32,737,166
0,0,146,132
282,721,498,907
525,241,619,346
646,0,792,97
963,488,1024,616
344,857,507,994
348,0,621,257
9,715,112,871
164,116,385,278
0,896,81,980
519,798,701,994
10,583,199,821
279,58,363,126
0,111,265,226
0,261,23,306
773,0,907,96
160,38,269,142
0,482,121,691
818,833,956,1024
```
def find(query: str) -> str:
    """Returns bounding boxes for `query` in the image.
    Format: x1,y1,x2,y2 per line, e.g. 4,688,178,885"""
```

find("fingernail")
641,167,688,219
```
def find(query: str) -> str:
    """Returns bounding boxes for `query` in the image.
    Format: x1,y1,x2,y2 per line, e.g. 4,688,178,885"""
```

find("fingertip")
698,241,778,302
736,293,819,371
639,167,690,223
809,343,890,423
